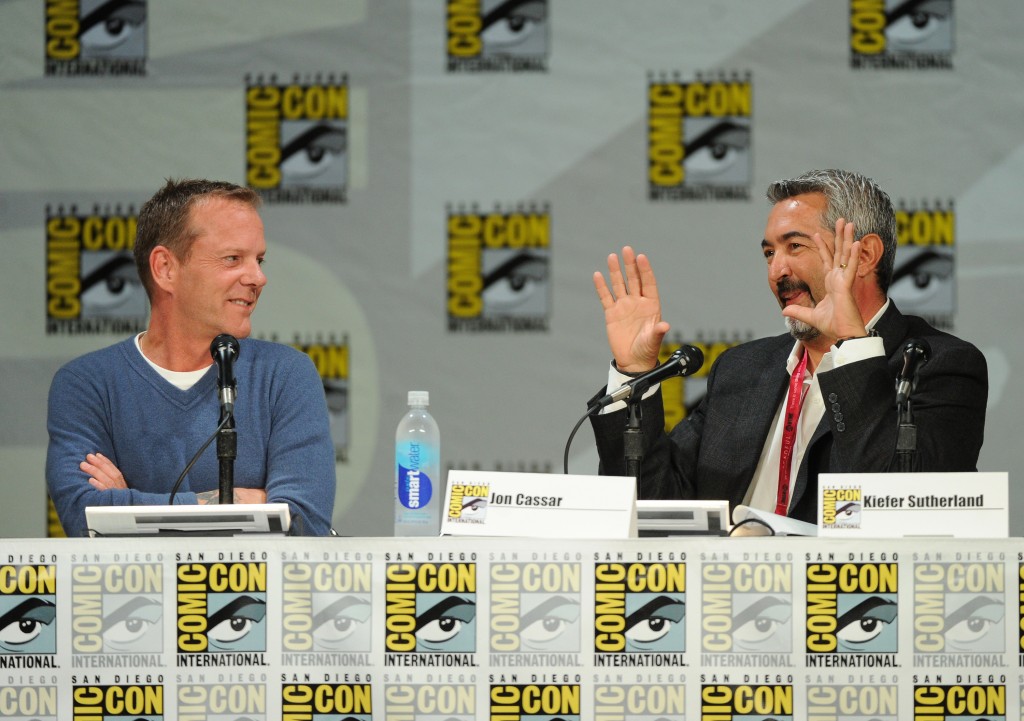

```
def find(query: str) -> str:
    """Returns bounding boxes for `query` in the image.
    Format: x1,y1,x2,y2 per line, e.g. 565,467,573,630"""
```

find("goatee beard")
786,316,821,341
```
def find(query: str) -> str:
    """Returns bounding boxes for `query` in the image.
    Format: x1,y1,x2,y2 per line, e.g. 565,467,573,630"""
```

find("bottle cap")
408,390,429,406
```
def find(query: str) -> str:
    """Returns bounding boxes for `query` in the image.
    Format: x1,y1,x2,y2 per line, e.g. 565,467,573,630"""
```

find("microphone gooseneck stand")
623,394,645,487
895,398,917,473
217,402,237,504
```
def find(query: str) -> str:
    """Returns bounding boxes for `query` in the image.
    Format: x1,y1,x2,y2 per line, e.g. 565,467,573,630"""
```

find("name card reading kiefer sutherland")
817,472,1009,538
441,470,637,538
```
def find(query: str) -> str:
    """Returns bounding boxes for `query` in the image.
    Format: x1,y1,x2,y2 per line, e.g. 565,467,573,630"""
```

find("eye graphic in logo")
415,595,476,652
836,596,897,652
78,0,147,58
889,249,954,312
835,501,862,525
684,120,751,184
80,252,147,318
732,596,791,652
280,123,347,184
943,595,1004,652
624,595,685,652
312,595,371,652
103,596,162,652
481,0,548,57
461,497,488,518
482,251,549,313
884,0,953,53
519,595,580,652
0,597,57,654
206,595,266,652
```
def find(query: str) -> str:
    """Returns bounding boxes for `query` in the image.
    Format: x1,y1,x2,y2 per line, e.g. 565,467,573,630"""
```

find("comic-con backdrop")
1,1,1021,538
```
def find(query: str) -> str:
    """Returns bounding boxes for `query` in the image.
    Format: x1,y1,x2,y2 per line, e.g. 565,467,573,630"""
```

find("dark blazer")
590,303,988,523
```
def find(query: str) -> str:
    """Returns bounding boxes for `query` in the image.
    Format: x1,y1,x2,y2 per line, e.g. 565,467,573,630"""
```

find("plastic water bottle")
394,391,442,536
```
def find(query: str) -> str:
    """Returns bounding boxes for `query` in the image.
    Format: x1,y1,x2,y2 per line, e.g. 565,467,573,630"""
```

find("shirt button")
834,413,844,422
828,393,838,403
836,422,846,432
831,403,841,412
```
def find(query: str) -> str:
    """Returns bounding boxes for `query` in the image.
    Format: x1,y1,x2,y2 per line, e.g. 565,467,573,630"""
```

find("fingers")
81,452,127,490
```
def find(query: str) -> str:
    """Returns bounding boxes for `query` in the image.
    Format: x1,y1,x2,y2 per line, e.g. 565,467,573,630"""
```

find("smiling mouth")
776,281,812,307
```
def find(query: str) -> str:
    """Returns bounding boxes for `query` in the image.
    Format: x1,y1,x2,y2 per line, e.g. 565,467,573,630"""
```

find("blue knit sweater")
46,337,336,536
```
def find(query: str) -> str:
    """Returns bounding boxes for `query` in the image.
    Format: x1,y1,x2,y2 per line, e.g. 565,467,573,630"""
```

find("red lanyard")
776,350,809,516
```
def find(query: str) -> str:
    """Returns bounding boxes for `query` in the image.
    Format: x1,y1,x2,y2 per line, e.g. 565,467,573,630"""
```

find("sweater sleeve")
263,351,337,536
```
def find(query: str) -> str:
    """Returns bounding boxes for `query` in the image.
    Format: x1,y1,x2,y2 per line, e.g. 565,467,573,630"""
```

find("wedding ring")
839,263,848,269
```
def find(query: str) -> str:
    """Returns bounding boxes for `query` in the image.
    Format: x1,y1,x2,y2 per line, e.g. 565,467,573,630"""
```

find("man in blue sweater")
46,179,337,536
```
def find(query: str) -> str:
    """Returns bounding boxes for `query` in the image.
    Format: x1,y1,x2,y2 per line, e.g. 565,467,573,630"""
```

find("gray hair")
766,169,897,293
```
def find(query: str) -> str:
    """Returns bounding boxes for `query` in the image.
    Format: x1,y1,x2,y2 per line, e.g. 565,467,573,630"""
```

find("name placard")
817,471,1009,538
441,470,637,538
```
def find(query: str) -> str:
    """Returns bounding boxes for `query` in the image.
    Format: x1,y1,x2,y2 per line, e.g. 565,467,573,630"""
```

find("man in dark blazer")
589,169,987,524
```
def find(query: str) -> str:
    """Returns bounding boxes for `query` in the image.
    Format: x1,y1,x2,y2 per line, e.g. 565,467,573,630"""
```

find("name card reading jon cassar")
441,470,637,539
817,471,1009,538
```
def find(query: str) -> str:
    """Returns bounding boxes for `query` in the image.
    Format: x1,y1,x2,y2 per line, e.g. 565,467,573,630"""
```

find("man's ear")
856,233,885,278
149,246,177,293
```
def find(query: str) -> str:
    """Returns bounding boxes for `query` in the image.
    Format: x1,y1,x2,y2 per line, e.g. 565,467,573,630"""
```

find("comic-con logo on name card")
593,561,686,666
384,560,478,665
45,204,147,336
892,199,956,330
245,73,348,204
490,683,580,721
805,561,899,666
281,684,372,720
660,333,750,434
71,561,163,663
176,558,269,666
594,680,685,719
701,683,794,721
913,683,1006,721
913,559,1004,665
821,486,863,529
701,560,794,667
850,0,954,70
292,334,350,462
281,561,372,665
72,683,164,719
807,680,899,720
384,682,475,720
446,0,549,73
446,203,551,333
647,70,752,202
44,0,147,76
490,562,582,662
0,563,57,664
178,682,267,721
447,481,491,524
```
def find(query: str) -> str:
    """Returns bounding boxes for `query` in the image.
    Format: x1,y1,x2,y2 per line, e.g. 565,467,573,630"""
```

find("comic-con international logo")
892,200,956,329
913,683,1005,721
594,681,684,719
822,486,863,529
647,71,752,201
0,676,57,719
282,684,372,720
593,561,686,666
447,481,490,524
73,684,164,719
660,334,750,433
384,682,474,720
701,684,794,721
44,0,147,76
490,562,582,666
850,0,954,69
0,563,57,666
45,204,146,336
384,560,478,666
490,684,580,721
446,0,549,72
807,681,898,720
176,558,269,666
71,561,163,666
447,203,551,332
179,682,266,721
293,335,350,462
806,561,899,666
914,560,1004,666
281,561,372,665
245,72,348,204
701,560,793,667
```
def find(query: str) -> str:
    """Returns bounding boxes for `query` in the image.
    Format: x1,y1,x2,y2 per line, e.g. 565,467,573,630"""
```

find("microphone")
895,338,930,406
210,334,241,416
590,345,704,411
